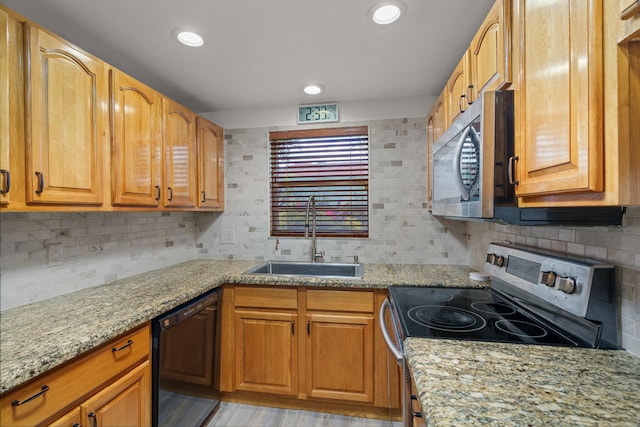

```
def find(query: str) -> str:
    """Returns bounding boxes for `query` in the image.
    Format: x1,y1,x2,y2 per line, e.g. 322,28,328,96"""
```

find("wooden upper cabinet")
0,9,10,206
163,97,198,208
469,0,511,102
196,117,225,210
445,50,470,127
24,24,106,205
110,68,162,207
514,0,604,197
426,90,446,211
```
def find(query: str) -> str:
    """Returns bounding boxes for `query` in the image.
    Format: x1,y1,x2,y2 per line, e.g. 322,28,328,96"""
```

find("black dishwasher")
152,288,221,427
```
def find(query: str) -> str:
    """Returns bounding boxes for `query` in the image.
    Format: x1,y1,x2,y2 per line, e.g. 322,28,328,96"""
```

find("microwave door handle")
454,126,473,201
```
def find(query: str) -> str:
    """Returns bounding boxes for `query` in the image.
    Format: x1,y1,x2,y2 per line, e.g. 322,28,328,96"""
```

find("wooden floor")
206,402,401,427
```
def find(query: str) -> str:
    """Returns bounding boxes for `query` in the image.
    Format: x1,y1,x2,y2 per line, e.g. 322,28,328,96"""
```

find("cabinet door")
514,0,604,196
305,313,374,403
426,89,447,212
446,50,471,127
81,361,151,427
159,306,216,387
163,98,197,208
0,9,9,205
25,24,106,205
110,69,162,207
234,309,298,396
469,0,511,102
196,117,224,210
48,407,81,427
433,88,447,141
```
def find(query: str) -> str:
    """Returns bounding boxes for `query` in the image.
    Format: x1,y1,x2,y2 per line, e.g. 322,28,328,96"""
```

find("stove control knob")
540,271,557,287
492,255,505,267
557,276,577,294
485,253,495,263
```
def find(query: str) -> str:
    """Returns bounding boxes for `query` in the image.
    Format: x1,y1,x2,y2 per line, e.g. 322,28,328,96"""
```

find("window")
269,126,369,238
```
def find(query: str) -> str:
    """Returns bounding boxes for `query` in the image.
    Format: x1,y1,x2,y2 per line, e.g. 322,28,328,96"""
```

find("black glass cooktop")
388,286,581,347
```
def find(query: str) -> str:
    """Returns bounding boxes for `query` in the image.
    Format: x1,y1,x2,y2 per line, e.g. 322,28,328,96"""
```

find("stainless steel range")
380,242,620,427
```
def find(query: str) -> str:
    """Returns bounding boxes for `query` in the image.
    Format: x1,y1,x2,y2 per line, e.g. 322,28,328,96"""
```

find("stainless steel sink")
244,261,364,279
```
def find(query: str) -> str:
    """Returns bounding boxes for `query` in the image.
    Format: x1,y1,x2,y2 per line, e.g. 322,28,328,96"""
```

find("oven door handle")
379,298,404,365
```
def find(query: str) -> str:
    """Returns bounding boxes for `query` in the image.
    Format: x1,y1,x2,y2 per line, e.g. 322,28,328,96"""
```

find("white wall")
200,96,435,129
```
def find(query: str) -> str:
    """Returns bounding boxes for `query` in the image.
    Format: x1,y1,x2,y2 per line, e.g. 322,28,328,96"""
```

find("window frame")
269,126,370,238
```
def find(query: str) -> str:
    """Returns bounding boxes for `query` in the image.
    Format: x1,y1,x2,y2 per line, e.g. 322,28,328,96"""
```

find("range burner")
408,306,487,333
495,320,548,339
470,302,516,316
457,289,492,299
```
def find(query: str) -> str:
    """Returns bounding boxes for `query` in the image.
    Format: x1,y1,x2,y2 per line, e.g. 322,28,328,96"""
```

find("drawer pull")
112,339,133,353
155,185,161,201
201,191,206,203
88,412,97,427
167,187,173,201
11,384,50,406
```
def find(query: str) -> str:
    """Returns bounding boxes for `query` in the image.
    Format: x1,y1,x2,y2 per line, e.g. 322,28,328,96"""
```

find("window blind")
269,126,369,238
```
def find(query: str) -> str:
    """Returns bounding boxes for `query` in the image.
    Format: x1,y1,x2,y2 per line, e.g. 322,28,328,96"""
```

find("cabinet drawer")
234,286,298,310
0,324,150,427
307,289,374,313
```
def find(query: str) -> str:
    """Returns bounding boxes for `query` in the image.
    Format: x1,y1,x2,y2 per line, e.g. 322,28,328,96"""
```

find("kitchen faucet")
304,195,324,263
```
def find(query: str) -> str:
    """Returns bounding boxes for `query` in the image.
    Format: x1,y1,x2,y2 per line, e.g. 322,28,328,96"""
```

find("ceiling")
0,0,494,113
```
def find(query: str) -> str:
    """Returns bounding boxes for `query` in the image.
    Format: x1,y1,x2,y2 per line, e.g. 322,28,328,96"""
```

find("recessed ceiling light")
303,84,324,95
176,31,204,47
369,1,406,25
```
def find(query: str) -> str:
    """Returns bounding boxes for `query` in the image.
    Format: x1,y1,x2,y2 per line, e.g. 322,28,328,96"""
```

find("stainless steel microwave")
431,90,624,225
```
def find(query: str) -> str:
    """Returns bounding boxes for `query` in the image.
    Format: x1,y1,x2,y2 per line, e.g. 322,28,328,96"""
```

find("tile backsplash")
466,206,640,357
195,118,468,265
0,212,198,310
0,116,638,358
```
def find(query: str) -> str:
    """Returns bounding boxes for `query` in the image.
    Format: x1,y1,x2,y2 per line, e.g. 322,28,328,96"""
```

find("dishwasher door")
152,288,221,427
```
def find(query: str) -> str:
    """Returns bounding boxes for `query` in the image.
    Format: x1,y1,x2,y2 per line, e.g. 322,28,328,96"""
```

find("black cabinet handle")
0,169,9,194
88,412,97,427
112,339,133,353
459,94,466,114
11,385,50,406
72,423,81,427
307,321,311,336
291,321,295,335
466,84,474,105
167,187,173,201
508,156,519,185
155,185,160,201
35,171,44,194
201,191,206,203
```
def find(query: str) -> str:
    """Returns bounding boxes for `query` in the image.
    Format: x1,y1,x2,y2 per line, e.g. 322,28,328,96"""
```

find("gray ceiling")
1,0,494,113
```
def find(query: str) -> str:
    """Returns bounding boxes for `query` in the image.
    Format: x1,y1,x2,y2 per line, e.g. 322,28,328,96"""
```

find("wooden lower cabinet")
81,361,151,427
0,324,151,427
48,407,82,427
305,312,374,403
234,309,298,396
221,285,400,415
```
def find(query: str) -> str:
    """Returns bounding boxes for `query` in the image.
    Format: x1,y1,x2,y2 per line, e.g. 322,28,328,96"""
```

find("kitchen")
1,0,639,426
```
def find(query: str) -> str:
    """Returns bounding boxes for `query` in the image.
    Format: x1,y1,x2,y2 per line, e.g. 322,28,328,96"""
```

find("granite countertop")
405,338,640,426
0,259,483,394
